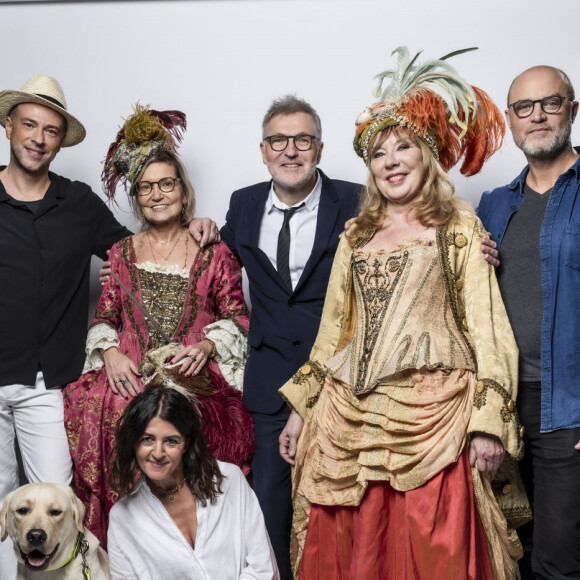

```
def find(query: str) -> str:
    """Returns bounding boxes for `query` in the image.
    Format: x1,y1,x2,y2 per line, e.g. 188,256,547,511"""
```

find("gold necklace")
147,229,184,264
147,477,187,503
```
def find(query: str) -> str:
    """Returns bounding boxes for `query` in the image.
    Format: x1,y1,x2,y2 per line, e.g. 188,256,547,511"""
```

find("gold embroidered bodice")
327,240,475,394
137,264,189,350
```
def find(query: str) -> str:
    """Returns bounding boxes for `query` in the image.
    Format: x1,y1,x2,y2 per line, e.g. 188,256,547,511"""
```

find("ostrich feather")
373,47,478,136
101,104,187,201
354,46,505,176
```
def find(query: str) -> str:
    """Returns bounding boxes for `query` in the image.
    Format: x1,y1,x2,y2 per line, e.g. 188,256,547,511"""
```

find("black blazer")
221,171,360,414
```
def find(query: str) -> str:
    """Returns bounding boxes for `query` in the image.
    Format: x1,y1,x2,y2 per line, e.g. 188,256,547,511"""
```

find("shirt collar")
0,168,63,203
265,170,322,214
509,146,580,191
570,146,580,178
0,166,9,203
130,476,147,496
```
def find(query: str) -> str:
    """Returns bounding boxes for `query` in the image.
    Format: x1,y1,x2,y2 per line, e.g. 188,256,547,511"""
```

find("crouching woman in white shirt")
107,386,279,579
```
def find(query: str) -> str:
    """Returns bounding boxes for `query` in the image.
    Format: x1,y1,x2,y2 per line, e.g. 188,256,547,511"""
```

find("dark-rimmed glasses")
263,134,319,152
135,177,181,196
509,95,570,118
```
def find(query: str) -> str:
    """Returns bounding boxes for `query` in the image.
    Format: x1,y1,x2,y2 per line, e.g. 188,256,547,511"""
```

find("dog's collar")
45,532,91,579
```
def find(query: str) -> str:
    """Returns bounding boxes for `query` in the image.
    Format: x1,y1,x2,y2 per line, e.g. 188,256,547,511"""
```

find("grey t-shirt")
497,183,552,382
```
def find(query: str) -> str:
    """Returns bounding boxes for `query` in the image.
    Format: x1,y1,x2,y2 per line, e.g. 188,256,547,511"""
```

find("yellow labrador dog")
0,483,109,579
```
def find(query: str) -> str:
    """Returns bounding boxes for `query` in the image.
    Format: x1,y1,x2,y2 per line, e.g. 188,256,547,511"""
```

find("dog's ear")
0,491,13,542
68,488,86,533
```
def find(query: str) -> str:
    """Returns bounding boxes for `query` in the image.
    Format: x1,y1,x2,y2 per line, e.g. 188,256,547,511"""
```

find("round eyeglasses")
509,95,570,119
263,134,319,152
135,177,181,196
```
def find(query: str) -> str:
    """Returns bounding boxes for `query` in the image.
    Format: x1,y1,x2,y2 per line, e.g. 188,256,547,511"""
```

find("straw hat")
0,75,86,147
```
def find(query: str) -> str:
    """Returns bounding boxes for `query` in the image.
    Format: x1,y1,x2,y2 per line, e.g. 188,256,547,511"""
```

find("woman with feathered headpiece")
62,105,255,550
278,48,530,578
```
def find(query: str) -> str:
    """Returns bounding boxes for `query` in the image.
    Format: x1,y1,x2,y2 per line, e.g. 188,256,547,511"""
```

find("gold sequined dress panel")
138,266,189,350
327,240,475,395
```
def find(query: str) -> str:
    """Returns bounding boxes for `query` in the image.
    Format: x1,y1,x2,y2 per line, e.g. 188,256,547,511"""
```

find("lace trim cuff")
82,323,120,373
204,319,249,392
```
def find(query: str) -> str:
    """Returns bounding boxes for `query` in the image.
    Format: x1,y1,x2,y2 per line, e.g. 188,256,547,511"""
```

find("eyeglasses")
509,95,570,118
135,177,181,196
263,134,319,152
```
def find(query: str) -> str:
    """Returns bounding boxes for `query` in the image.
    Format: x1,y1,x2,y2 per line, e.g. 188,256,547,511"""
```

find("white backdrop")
1,0,578,306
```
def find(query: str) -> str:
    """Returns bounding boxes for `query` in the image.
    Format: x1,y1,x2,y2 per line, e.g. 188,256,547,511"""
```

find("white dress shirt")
108,461,279,580
257,172,322,290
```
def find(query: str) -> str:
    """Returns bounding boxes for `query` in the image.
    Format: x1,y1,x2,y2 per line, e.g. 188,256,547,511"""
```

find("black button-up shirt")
0,168,131,388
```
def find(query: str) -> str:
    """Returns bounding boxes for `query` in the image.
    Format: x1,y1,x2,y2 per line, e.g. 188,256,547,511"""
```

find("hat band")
361,111,439,164
35,93,65,110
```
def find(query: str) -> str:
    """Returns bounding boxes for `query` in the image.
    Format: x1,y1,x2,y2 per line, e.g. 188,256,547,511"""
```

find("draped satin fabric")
300,450,494,580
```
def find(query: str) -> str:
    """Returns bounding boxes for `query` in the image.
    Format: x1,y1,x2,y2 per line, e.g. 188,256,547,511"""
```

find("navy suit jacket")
221,171,360,414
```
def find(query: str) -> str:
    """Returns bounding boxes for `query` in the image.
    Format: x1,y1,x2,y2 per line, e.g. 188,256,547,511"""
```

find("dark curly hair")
109,387,223,504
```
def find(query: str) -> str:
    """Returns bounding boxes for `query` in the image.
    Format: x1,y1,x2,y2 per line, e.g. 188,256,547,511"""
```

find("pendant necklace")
147,229,184,264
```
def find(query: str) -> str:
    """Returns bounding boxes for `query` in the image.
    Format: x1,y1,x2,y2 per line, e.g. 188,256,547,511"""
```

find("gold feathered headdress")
353,47,505,176
102,103,186,200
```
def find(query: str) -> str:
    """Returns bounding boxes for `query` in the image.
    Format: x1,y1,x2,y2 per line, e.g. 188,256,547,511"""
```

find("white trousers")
0,372,72,580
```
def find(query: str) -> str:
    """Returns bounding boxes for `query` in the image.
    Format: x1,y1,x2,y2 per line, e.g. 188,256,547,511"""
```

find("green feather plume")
372,47,479,137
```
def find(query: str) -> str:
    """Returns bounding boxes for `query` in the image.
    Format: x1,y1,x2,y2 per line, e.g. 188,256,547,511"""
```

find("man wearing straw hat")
0,75,129,578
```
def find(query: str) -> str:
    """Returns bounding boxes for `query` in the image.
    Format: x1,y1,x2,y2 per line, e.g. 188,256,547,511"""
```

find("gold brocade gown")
298,240,478,507
282,216,527,579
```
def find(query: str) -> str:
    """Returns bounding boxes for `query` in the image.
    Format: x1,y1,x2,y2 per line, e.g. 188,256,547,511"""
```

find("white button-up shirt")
257,172,322,290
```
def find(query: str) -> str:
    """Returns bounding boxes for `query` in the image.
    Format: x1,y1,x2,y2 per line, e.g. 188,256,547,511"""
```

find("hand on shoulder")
188,218,221,248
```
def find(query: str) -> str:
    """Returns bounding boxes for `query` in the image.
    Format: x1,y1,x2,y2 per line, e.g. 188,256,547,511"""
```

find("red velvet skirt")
299,449,493,580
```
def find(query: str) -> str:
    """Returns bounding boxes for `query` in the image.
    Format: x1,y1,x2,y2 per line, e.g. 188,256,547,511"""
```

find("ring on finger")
120,378,129,385
188,355,197,361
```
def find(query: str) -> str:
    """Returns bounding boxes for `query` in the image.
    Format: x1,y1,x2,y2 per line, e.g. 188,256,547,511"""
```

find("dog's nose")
26,529,47,547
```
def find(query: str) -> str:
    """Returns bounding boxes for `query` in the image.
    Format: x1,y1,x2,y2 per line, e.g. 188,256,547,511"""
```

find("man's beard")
518,122,572,162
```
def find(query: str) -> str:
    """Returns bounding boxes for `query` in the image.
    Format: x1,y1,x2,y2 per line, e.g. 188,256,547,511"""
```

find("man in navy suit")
219,96,360,578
